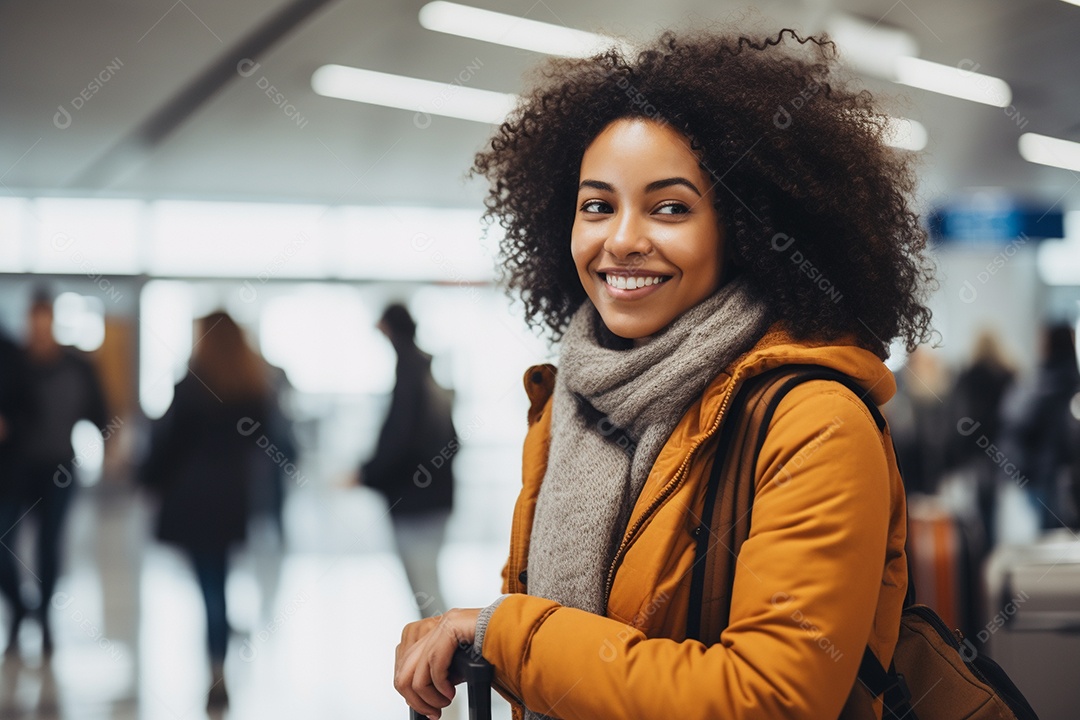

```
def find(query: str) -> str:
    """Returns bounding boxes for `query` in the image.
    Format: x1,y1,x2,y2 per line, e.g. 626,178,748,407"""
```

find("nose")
604,209,652,260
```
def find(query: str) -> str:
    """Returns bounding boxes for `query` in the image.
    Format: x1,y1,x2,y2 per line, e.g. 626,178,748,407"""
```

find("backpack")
687,365,1040,720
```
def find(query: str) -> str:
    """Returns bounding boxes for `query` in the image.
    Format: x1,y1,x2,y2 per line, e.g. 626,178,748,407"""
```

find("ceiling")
1,0,1078,212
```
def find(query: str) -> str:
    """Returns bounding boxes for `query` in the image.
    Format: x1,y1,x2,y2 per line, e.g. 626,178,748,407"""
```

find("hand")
394,607,482,719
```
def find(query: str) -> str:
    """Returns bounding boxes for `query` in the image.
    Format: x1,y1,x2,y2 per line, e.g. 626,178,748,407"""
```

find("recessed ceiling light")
418,1,631,58
894,56,1011,107
1019,132,1080,173
311,64,516,124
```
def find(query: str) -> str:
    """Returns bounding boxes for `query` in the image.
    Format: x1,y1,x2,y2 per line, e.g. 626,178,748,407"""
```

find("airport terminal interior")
2,0,1080,718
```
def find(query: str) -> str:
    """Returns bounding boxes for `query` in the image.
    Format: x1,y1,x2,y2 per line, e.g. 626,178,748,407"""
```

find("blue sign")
929,206,1064,245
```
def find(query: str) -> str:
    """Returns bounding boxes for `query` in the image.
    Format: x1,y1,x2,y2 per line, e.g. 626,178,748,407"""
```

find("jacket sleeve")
479,383,892,719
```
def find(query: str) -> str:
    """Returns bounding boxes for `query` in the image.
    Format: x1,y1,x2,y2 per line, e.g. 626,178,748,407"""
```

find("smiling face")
571,117,726,341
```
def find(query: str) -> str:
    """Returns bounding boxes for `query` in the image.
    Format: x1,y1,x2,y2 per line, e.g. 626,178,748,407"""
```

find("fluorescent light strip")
1019,132,1080,173
419,1,632,58
311,64,516,124
311,65,930,154
883,117,928,151
894,56,1011,107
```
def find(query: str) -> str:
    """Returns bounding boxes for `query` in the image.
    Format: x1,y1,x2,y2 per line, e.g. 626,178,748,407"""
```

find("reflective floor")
0,459,1052,719
1,486,515,719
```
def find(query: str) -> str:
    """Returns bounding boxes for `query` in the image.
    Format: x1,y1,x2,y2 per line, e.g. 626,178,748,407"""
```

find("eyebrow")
577,177,703,197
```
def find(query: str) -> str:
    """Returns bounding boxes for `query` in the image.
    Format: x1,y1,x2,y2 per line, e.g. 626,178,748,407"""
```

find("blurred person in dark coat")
360,304,456,618
1069,393,1080,525
0,327,30,654
141,311,269,708
945,330,1015,547
1001,323,1080,531
0,291,108,657
249,361,297,544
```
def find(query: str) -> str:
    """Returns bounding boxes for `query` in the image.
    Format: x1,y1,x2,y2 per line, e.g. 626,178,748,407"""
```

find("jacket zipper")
508,497,525,594
602,369,746,608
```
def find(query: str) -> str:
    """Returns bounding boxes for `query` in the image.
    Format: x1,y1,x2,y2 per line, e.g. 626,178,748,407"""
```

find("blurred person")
945,331,1015,547
942,331,1016,643
887,347,953,496
0,327,30,654
141,311,270,708
249,360,297,545
360,304,456,619
1001,322,1080,531
245,360,296,627
1069,392,1080,525
0,290,108,657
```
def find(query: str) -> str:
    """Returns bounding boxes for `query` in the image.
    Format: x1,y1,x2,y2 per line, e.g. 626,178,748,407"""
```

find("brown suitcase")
907,495,965,632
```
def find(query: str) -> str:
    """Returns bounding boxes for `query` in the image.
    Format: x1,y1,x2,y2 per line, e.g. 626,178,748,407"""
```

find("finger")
429,634,459,699
431,614,469,703
412,638,454,712
397,617,437,670
400,619,425,645
395,635,424,701
395,650,439,718
397,633,452,713
410,670,451,716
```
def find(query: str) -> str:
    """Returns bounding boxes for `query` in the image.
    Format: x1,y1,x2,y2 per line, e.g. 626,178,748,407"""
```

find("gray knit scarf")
521,279,770,718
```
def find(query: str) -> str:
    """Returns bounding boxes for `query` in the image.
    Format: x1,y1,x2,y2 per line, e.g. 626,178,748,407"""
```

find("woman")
143,311,269,708
396,29,933,719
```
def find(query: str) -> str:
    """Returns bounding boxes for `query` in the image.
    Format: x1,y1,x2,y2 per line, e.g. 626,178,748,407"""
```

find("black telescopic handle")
409,647,494,720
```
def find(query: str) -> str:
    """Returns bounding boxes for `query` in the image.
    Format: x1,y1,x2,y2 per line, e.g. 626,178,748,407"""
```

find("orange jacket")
481,325,908,719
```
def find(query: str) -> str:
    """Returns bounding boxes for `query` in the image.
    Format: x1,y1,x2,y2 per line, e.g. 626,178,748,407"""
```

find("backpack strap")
688,365,917,717
858,647,915,718
686,365,814,642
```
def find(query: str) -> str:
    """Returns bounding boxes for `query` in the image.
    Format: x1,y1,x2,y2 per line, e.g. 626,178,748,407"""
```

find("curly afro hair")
472,29,935,356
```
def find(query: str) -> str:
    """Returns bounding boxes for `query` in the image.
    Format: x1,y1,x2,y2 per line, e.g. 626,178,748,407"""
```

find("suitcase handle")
408,647,494,720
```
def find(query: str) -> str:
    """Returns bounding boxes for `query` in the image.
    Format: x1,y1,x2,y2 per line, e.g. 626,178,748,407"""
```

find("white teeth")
604,274,668,289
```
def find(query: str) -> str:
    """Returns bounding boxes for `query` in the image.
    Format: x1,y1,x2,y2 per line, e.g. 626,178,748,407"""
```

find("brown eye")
655,203,690,215
581,200,613,214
